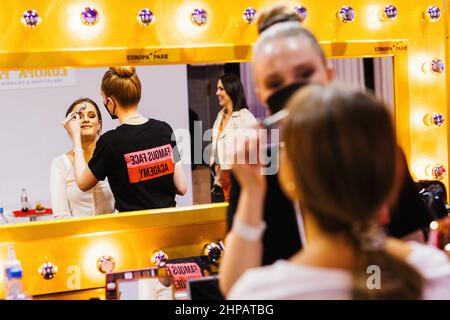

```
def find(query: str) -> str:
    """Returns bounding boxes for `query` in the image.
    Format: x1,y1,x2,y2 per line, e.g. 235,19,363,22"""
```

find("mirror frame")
0,0,448,298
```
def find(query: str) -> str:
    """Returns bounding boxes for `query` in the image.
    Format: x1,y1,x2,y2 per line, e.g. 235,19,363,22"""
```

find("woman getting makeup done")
50,98,115,218
63,67,187,213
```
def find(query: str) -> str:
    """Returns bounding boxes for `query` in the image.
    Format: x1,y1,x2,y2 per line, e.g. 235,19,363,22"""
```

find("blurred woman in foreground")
224,85,450,299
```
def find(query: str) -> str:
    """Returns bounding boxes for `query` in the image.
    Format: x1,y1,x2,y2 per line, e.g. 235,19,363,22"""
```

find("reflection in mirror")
187,275,223,300
0,65,192,223
105,267,173,300
328,57,394,113
0,57,394,224
117,278,173,300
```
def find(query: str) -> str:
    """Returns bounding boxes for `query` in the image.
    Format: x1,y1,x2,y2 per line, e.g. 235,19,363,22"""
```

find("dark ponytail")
352,249,424,299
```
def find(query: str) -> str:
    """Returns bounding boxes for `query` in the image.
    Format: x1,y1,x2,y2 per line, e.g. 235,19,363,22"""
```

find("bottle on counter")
4,246,30,300
0,206,8,224
20,188,29,212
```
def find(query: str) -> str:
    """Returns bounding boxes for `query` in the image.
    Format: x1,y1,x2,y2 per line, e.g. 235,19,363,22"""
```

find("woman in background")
210,73,257,202
225,85,450,299
50,98,115,218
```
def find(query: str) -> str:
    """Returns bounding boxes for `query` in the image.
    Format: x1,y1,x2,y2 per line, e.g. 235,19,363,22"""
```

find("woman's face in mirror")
253,37,334,106
216,79,232,109
72,102,101,138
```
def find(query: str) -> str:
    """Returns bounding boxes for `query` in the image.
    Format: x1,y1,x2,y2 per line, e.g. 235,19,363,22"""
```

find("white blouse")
50,154,115,218
228,241,450,300
210,108,258,170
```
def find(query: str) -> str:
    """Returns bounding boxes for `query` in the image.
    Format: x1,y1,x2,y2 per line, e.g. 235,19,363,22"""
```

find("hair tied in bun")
110,66,136,79
258,15,300,34
256,5,303,35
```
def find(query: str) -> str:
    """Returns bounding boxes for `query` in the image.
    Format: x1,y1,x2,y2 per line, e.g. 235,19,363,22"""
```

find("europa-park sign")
0,68,76,90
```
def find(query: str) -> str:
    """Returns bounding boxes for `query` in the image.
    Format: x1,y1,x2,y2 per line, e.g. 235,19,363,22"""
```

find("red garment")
221,170,231,202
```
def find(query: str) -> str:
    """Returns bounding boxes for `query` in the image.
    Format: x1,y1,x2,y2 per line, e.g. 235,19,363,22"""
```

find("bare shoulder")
384,237,414,260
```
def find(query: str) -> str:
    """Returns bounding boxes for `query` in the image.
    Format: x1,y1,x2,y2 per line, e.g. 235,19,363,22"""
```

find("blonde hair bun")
110,66,136,78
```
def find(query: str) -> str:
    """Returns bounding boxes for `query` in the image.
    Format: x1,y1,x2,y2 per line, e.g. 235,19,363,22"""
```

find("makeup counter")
0,204,227,300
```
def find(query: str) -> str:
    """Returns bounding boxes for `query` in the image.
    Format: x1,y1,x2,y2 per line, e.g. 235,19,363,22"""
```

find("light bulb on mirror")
242,7,257,24
38,262,58,280
137,8,155,26
423,112,445,127
81,7,99,26
336,6,356,23
191,8,208,26
97,255,116,274
379,5,398,21
21,10,41,28
423,6,441,22
422,59,445,75
425,164,447,180
151,250,168,268
203,242,223,264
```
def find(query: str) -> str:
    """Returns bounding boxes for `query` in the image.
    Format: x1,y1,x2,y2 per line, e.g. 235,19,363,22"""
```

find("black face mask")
103,101,118,120
266,82,309,114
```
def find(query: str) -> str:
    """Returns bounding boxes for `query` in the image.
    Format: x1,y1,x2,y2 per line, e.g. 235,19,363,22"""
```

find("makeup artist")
63,66,187,212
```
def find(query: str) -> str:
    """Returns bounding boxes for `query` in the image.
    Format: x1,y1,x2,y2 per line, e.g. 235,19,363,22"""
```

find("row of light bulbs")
423,58,446,179
19,4,442,28
424,106,446,180
37,243,224,279
422,55,446,179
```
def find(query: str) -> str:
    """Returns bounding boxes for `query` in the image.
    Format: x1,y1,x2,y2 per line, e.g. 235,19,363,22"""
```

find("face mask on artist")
103,100,118,120
266,82,309,115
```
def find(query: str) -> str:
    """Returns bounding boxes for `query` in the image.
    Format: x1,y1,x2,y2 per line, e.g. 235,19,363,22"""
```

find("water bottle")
0,207,8,224
4,246,30,300
5,269,29,300
20,188,29,212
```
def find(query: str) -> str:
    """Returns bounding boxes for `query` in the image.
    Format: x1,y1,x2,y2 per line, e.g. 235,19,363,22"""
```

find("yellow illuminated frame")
0,204,227,298
0,0,449,298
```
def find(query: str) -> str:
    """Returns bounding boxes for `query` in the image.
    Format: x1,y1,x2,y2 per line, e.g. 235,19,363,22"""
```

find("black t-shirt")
89,119,181,212
227,173,302,266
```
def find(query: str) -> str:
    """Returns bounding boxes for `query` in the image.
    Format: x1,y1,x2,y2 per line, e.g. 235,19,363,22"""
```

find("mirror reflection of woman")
226,85,450,300
50,98,115,218
211,74,258,202
222,4,434,296
221,6,334,296
63,67,187,213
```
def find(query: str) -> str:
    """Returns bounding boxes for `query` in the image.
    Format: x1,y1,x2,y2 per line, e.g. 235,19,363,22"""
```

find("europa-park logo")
0,68,69,80
374,42,408,54
126,49,169,62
